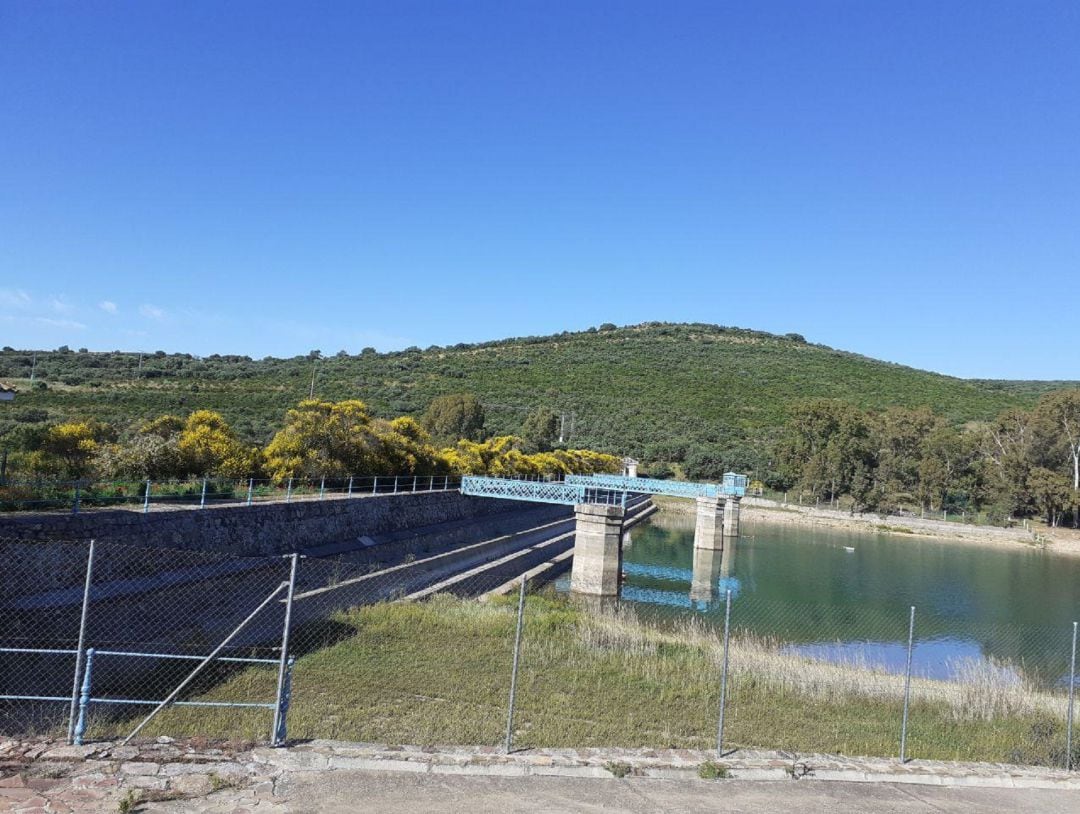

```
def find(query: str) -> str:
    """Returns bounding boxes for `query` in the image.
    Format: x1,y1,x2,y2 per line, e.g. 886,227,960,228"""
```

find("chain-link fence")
3,535,1078,769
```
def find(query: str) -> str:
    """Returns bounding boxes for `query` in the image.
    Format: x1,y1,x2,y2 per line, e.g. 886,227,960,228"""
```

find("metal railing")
0,474,463,514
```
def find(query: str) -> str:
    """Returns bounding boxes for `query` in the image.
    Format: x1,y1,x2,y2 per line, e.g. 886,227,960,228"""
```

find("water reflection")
557,512,1080,687
689,546,722,603
783,638,1023,683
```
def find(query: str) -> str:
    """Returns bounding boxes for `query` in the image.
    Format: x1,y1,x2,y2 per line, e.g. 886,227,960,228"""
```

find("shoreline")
650,495,1080,559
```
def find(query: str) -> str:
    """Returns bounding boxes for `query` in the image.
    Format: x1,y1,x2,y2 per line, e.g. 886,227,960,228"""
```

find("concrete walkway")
145,771,1080,813
3,738,1080,813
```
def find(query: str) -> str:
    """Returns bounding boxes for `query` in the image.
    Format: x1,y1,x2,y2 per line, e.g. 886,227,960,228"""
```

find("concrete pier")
689,545,723,603
570,503,626,596
693,496,725,550
720,536,736,577
723,496,741,537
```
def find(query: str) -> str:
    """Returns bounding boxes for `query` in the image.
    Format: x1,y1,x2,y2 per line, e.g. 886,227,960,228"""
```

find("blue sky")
2,1,1078,378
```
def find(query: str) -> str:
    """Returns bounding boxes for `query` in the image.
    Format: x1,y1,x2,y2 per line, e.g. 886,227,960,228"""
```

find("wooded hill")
0,323,1073,473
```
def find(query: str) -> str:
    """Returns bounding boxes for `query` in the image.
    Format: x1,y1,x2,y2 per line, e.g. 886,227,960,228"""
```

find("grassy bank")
88,594,1073,766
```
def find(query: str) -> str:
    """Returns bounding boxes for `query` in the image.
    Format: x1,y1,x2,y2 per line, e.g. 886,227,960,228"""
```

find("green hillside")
0,323,1071,466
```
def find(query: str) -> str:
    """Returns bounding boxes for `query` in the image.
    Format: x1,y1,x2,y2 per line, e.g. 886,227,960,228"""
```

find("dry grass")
576,608,1065,723
82,593,1072,765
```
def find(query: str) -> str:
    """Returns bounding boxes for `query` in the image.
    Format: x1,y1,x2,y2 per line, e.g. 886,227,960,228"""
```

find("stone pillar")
723,495,741,537
689,545,723,603
570,504,626,596
693,496,724,551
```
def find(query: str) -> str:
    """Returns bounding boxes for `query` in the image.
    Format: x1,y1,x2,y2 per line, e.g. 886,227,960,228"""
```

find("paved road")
146,771,1080,813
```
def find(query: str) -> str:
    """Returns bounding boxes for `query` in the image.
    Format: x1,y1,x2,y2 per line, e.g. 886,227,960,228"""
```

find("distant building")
0,383,14,402
622,457,639,478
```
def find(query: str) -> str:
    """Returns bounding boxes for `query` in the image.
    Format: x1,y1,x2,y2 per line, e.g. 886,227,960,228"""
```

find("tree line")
0,394,620,483
770,390,1080,526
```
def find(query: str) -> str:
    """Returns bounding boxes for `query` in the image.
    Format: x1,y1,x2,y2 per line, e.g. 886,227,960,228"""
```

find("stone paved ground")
3,738,1080,813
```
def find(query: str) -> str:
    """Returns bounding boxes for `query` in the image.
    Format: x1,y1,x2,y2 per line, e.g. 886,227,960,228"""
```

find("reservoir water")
557,512,1080,687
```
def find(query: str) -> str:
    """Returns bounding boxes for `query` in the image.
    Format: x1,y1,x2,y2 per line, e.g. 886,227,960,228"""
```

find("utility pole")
309,357,319,398
29,353,36,384
558,413,566,444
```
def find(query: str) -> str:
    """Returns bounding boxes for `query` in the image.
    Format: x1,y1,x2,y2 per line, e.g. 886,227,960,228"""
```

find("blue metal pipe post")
73,649,95,746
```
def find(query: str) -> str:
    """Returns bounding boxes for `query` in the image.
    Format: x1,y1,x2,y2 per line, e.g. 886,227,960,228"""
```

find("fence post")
72,481,81,514
66,539,96,743
505,578,527,753
200,477,208,509
716,589,732,753
246,478,254,506
900,605,916,762
73,648,95,746
143,480,152,513
1068,621,1078,770
413,475,417,492
394,476,398,494
286,477,293,503
373,476,378,495
272,554,300,746
348,476,354,497
272,657,296,746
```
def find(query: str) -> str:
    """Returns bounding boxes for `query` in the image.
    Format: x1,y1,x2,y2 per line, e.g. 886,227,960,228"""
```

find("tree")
40,420,114,478
264,399,383,480
917,424,979,511
873,407,938,508
521,408,559,453
1028,467,1073,526
980,408,1036,517
177,410,256,478
440,435,620,476
375,416,447,475
96,434,184,480
775,400,871,501
139,414,184,440
422,394,485,444
1033,390,1080,491
684,445,727,481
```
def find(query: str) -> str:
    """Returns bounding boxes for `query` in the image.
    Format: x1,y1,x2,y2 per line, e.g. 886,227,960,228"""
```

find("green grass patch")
92,593,1069,766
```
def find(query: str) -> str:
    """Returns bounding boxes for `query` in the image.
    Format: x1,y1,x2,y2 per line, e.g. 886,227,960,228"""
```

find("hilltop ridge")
1,323,1074,469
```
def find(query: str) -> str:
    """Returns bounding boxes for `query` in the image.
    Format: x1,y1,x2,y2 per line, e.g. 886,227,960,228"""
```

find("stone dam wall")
0,491,531,557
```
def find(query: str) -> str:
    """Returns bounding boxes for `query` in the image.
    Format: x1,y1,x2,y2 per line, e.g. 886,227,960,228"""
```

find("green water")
561,513,1080,686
